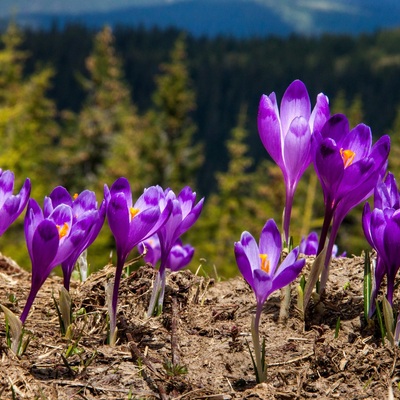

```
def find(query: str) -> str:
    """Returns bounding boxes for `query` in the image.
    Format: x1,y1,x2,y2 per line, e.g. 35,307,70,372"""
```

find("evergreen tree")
143,34,203,190
0,23,59,264
0,23,58,198
388,105,400,178
59,26,139,193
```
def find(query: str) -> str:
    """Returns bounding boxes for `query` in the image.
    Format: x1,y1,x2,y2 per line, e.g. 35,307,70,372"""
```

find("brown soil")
0,253,399,399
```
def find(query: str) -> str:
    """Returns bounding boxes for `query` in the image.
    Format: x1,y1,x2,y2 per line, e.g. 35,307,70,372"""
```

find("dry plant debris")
0,253,399,399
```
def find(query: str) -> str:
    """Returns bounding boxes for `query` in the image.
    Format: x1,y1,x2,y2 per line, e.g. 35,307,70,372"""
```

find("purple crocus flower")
138,234,162,266
299,231,345,258
313,114,390,290
362,172,400,315
147,186,204,316
104,178,172,343
258,80,329,242
0,169,31,236
21,197,97,323
168,239,195,272
43,187,106,290
139,234,194,272
234,219,305,382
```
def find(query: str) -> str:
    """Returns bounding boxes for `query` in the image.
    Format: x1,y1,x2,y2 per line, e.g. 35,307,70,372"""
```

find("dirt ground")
0,252,399,400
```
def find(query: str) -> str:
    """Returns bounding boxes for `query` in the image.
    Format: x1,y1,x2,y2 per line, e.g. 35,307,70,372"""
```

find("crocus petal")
370,209,389,267
168,244,194,271
175,198,204,238
241,231,262,271
320,114,349,144
314,138,344,197
31,220,59,284
283,116,311,185
383,217,400,272
309,93,330,134
259,219,281,274
178,186,197,218
49,186,73,209
134,185,163,210
0,170,15,206
280,80,311,136
73,190,98,216
362,202,373,247
253,269,273,305
0,197,22,236
300,231,319,255
53,227,87,267
271,258,306,294
341,123,372,162
49,204,73,231
109,177,133,208
375,173,399,209
336,158,375,201
258,94,283,166
24,199,44,258
0,175,30,236
139,234,162,266
129,206,161,247
234,239,255,289
107,192,130,246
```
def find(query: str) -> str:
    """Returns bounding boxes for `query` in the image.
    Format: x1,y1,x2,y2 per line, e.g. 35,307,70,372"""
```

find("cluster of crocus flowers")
362,172,400,317
234,219,305,382
20,187,105,324
257,80,329,243
312,114,390,291
104,178,172,344
146,186,204,316
0,169,31,237
44,187,106,290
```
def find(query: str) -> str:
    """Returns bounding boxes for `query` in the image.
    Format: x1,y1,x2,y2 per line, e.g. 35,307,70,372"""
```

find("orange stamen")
130,207,140,220
56,222,69,239
259,254,270,273
340,148,355,168
73,193,79,200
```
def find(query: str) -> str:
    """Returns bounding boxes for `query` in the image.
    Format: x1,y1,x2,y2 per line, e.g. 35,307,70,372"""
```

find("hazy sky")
4,0,173,14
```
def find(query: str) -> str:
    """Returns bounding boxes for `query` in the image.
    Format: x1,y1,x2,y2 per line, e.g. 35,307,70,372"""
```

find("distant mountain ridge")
6,0,400,37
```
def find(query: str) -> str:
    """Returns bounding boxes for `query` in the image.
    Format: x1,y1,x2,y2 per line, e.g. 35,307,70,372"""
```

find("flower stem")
283,187,295,245
319,215,340,292
147,268,167,317
317,204,334,256
20,284,41,324
251,302,266,383
109,252,126,346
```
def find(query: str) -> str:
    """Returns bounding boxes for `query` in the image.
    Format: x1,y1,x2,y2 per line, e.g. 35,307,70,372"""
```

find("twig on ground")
267,351,314,367
171,296,180,367
126,332,169,400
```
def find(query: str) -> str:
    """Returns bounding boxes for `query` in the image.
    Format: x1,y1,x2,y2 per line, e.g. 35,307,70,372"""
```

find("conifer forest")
3,23,400,276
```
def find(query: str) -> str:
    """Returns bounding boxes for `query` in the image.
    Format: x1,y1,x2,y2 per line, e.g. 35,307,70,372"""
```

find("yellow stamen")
56,222,69,239
340,148,355,168
130,207,140,220
259,254,270,273
73,193,79,200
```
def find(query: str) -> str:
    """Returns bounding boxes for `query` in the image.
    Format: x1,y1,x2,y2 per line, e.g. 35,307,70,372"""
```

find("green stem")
251,302,266,383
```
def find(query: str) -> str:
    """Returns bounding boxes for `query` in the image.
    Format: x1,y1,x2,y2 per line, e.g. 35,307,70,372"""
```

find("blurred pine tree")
143,34,203,191
0,23,59,266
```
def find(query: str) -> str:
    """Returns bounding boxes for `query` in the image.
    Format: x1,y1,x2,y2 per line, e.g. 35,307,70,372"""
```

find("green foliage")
143,34,203,190
388,105,400,178
0,23,59,266
58,26,140,193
